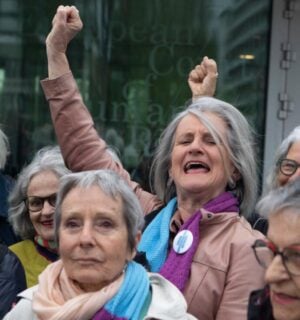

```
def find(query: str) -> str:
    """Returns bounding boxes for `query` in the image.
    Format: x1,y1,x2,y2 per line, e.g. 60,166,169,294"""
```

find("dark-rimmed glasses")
24,193,57,212
252,239,300,276
277,158,300,176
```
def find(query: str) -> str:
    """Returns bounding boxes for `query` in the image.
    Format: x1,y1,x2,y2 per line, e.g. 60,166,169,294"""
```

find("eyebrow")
27,193,57,198
62,210,119,219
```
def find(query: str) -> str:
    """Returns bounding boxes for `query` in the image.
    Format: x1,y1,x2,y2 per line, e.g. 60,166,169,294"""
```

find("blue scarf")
92,261,150,320
138,197,177,272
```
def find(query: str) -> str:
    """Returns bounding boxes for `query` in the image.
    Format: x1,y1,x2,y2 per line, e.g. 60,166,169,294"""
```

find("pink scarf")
32,260,123,320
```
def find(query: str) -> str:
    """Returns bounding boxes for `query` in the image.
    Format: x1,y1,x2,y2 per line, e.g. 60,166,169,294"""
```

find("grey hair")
8,146,70,239
55,169,144,251
257,177,300,218
266,126,300,191
0,127,10,169
150,96,257,218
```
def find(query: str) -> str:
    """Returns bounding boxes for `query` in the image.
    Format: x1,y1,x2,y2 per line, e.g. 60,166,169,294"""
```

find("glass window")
0,0,272,191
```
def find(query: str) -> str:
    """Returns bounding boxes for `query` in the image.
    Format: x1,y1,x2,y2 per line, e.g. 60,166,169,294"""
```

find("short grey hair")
0,127,10,169
8,146,70,239
266,126,300,191
257,177,300,218
55,169,144,251
150,96,257,218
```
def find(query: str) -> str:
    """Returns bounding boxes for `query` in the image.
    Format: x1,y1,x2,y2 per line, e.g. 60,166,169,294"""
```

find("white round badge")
173,230,193,254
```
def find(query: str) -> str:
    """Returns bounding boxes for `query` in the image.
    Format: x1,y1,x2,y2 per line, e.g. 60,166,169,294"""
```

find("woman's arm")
42,6,162,214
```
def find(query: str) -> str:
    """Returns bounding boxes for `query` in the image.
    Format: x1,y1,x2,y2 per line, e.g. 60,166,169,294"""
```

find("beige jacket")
41,72,265,319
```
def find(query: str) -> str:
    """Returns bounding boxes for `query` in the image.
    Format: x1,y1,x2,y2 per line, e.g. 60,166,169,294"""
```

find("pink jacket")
41,72,265,319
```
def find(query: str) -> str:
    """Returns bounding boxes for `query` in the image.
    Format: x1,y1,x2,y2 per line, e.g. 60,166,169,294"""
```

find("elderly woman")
266,126,300,190
41,6,265,319
248,178,300,320
4,170,196,320
247,126,300,234
8,146,70,288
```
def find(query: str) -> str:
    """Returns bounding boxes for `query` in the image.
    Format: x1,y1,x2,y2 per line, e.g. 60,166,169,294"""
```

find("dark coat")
0,172,19,246
248,286,274,320
0,244,26,318
247,212,268,235
0,217,20,246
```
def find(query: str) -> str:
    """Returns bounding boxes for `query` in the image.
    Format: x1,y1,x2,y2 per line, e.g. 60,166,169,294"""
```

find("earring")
228,179,236,190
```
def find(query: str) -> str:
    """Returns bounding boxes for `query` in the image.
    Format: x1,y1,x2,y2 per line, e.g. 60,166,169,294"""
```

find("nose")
188,137,204,154
265,255,290,285
79,223,95,247
41,200,54,216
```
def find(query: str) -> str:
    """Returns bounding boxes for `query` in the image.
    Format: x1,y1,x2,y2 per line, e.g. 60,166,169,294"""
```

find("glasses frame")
24,193,57,212
252,239,300,276
277,158,300,177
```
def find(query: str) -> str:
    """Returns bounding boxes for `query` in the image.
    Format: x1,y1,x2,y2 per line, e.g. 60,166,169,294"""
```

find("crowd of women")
0,5,300,320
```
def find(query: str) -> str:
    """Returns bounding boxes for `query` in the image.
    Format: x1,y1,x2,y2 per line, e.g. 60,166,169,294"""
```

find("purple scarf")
159,192,239,291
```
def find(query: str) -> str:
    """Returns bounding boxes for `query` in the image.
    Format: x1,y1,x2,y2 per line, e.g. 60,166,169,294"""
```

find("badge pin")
173,230,193,254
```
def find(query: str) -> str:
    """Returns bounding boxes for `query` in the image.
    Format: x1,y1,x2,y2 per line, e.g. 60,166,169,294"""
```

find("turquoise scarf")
92,261,150,320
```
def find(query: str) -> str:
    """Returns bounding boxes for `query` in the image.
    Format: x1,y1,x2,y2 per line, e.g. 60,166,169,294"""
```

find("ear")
135,230,142,246
128,231,142,260
232,167,241,182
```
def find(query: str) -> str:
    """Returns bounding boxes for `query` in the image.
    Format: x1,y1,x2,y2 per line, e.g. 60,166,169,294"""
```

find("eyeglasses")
277,158,300,176
252,239,300,276
24,193,57,212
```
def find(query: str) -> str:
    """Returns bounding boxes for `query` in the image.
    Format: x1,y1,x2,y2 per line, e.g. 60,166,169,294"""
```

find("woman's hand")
188,56,218,99
45,5,83,79
46,5,83,55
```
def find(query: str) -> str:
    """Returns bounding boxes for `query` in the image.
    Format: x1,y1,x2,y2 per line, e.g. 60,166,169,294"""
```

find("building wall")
264,0,300,188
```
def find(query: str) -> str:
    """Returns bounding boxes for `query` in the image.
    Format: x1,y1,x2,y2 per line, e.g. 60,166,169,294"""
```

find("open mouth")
184,161,210,173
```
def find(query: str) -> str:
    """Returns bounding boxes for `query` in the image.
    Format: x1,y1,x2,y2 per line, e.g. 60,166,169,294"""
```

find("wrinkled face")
278,141,300,187
27,170,59,241
265,209,300,320
169,113,236,203
59,185,134,292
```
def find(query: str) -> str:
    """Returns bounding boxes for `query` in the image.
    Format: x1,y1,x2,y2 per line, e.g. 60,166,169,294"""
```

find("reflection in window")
0,0,272,192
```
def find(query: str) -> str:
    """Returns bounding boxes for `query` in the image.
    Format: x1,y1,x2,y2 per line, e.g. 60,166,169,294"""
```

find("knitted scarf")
34,235,57,251
138,192,239,291
34,235,58,262
92,261,150,320
32,260,149,320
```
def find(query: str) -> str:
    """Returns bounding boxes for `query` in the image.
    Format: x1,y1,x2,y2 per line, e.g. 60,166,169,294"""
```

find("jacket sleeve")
215,233,265,320
2,292,35,320
0,250,27,319
40,72,162,215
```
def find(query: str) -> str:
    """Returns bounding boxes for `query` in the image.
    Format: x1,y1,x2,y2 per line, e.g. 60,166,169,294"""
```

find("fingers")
66,5,81,23
188,64,206,83
188,56,218,98
202,56,218,78
52,5,67,26
53,5,81,25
